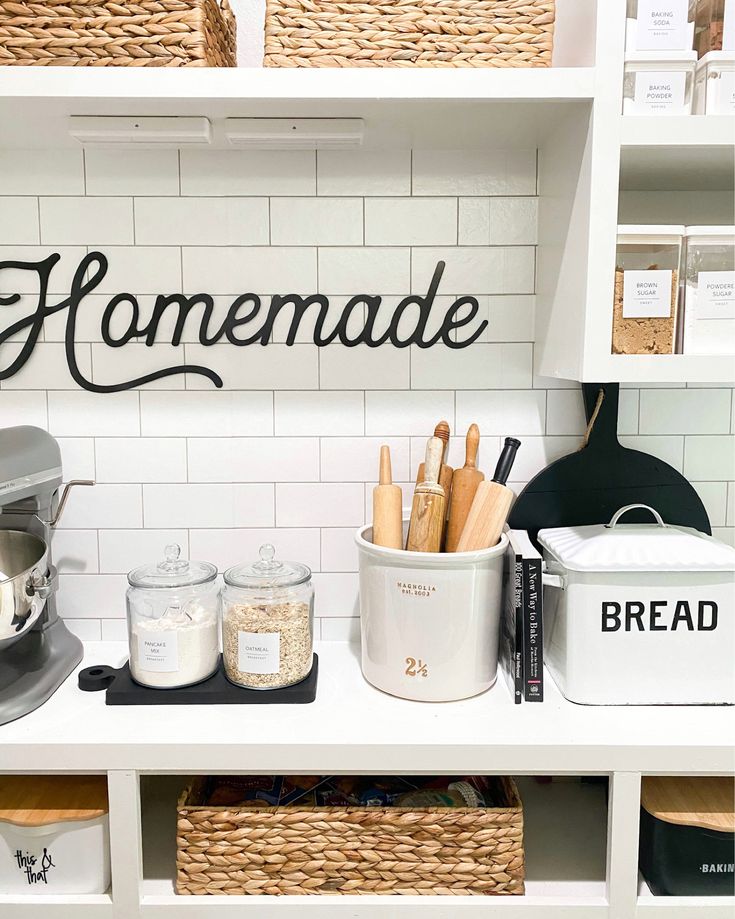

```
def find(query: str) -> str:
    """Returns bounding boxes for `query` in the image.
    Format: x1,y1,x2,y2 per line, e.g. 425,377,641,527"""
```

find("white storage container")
693,50,735,112
356,521,507,702
623,52,697,113
626,0,695,50
538,505,735,706
0,776,110,895
682,225,735,354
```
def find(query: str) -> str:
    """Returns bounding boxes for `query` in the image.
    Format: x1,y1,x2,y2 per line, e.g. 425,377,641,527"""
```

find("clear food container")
681,225,735,354
126,544,219,689
626,0,695,50
222,544,314,690
612,226,684,355
693,50,735,111
694,0,735,55
623,52,697,113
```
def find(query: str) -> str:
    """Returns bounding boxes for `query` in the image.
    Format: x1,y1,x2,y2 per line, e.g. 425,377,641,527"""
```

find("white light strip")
69,116,211,146
224,118,364,149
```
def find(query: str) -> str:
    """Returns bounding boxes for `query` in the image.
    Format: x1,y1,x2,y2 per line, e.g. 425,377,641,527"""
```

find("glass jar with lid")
222,544,314,690
126,544,219,689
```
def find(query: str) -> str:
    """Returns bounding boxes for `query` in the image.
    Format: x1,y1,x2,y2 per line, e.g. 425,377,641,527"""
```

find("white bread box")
0,775,110,894
538,504,735,705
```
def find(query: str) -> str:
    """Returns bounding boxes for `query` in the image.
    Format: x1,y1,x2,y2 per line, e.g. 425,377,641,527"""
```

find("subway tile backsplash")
0,147,732,641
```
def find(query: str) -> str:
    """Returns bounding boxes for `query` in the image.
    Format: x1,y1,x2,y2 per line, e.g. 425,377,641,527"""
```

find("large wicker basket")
264,0,554,68
176,776,525,895
0,0,236,66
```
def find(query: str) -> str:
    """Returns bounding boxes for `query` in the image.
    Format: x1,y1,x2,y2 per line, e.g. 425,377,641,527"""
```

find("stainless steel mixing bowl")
0,530,55,647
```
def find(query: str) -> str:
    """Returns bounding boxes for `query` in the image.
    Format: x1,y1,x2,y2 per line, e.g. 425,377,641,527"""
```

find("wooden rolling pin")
416,420,453,499
372,445,403,550
456,437,521,552
406,436,446,553
445,424,484,553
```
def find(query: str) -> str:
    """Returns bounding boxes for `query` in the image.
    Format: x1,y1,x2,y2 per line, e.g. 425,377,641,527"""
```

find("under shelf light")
69,116,211,145
224,118,364,149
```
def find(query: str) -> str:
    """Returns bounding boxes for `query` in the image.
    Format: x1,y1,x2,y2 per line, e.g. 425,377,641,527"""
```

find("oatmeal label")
636,0,690,50
633,70,686,113
622,270,673,318
694,271,735,320
137,631,178,672
238,631,280,674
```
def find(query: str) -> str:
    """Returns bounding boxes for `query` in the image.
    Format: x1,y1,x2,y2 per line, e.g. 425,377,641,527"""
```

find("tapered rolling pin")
372,445,403,550
416,420,453,499
456,437,521,552
406,436,446,553
445,424,485,553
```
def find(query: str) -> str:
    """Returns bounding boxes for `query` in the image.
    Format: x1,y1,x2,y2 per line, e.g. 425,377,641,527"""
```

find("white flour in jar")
130,604,219,688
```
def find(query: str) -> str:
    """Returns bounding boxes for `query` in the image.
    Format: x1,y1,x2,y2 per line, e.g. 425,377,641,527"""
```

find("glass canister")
681,225,735,354
126,544,219,689
221,544,314,690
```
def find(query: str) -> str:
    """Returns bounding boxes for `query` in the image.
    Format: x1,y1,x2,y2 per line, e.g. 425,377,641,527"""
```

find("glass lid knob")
253,543,281,572
157,543,188,573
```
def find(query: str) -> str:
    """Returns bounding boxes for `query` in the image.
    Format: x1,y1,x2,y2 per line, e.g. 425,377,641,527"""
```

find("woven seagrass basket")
176,776,525,895
264,0,554,68
0,0,235,66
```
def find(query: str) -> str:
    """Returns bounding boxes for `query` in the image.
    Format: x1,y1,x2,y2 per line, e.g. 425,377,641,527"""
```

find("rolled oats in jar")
222,544,314,690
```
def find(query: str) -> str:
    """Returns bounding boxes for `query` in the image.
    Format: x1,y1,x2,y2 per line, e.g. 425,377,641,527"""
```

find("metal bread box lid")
538,505,735,574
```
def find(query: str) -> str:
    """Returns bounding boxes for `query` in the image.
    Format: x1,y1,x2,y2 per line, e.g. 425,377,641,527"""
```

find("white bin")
356,522,508,702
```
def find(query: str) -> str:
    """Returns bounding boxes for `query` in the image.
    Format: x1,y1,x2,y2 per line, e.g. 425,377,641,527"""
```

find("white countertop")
0,641,731,774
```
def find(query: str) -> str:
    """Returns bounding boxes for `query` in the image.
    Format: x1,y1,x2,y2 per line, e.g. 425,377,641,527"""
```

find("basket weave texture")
264,0,554,67
0,0,236,66
176,776,525,895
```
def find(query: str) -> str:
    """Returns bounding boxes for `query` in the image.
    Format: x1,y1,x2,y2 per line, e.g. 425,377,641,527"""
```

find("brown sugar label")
622,270,674,318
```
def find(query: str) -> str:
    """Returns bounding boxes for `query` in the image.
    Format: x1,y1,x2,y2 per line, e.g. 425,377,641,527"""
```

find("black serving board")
78,655,318,705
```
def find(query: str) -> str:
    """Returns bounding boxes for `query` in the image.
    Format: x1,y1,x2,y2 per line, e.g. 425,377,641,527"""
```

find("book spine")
512,558,523,704
523,557,544,702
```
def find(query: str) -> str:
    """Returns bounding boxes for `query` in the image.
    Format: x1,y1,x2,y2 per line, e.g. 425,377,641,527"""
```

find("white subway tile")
96,437,187,483
411,342,533,390
276,483,364,527
362,480,414,523
451,295,535,343
269,296,363,344
141,391,273,437
312,573,360,617
459,197,538,245
321,437,409,482
62,618,102,641
270,198,363,245
39,197,134,245
183,247,316,293
0,197,39,244
363,294,448,346
188,528,320,573
187,437,319,483
318,248,410,294
619,435,685,471
98,529,189,574
48,391,140,437
275,391,363,436
639,388,732,435
693,481,728,527
180,150,315,196
0,391,47,427
728,482,735,526
0,293,41,342
184,343,318,390
135,197,269,246
321,528,359,572
0,150,84,195
57,484,142,529
364,198,457,246
52,530,99,574
101,619,128,641
0,246,87,292
412,149,537,196
0,341,91,389
319,342,410,390
57,575,128,619
365,391,455,435
683,435,735,481
317,150,410,196
91,342,185,390
412,247,535,295
144,483,274,528
57,438,96,480
546,389,638,436
712,526,735,547
456,390,546,436
320,617,360,640
92,247,181,294
85,149,180,196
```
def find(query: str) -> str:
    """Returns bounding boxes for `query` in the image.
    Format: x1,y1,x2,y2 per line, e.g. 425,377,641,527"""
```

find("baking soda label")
137,631,179,672
238,631,280,674
636,0,690,49
634,71,686,112
623,270,673,318
694,271,735,320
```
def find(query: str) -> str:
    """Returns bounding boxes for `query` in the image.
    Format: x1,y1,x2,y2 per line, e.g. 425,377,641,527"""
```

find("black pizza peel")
508,382,711,544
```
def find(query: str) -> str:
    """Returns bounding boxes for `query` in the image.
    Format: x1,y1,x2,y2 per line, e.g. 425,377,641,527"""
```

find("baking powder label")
633,71,687,113
636,0,690,50
694,271,735,320
137,631,179,672
622,270,674,318
238,631,280,674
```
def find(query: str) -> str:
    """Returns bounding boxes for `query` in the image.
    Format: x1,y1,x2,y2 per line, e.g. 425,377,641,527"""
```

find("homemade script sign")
0,251,487,393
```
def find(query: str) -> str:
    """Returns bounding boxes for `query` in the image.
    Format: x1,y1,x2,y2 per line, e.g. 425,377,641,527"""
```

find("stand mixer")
0,425,93,725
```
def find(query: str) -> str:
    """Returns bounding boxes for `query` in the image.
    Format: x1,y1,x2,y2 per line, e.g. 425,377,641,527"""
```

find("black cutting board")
509,383,711,544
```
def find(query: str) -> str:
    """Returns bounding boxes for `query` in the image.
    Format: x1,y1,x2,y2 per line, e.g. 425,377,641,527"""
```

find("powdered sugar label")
623,270,674,318
633,70,687,113
137,630,178,672
238,631,280,674
636,0,690,49
694,271,735,320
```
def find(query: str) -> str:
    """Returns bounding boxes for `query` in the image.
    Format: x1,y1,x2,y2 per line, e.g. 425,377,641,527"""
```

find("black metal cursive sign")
0,251,488,393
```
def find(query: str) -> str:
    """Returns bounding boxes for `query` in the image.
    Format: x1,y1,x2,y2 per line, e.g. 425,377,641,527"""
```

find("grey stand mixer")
0,425,93,725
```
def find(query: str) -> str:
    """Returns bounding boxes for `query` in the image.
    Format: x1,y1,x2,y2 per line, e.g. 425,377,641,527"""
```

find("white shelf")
583,353,735,385
0,894,113,918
